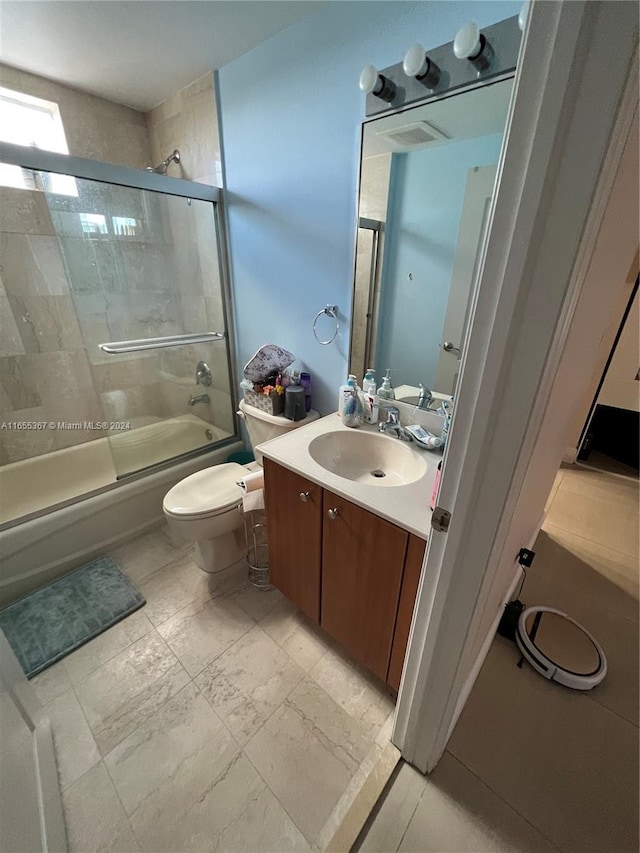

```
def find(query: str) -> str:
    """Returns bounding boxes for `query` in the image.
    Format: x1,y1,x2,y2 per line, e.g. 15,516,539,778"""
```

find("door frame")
393,0,639,773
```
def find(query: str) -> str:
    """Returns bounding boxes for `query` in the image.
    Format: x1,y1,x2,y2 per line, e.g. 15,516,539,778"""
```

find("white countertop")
256,412,441,541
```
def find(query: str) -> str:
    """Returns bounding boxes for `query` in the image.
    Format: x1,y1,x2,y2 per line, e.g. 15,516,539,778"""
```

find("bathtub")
0,415,243,606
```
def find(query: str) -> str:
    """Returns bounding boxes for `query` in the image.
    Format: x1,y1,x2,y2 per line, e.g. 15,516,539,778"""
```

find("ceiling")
0,1,325,111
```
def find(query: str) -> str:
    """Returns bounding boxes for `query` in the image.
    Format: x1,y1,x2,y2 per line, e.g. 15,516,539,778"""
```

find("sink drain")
371,469,386,478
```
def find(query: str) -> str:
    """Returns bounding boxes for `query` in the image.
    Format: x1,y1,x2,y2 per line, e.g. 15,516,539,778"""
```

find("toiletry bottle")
377,369,395,401
338,374,358,416
342,386,364,428
300,372,312,412
362,368,376,396
363,390,379,424
430,461,442,510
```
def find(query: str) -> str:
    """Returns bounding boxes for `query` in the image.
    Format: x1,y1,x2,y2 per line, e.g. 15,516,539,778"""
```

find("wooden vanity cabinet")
263,458,322,622
387,534,425,691
264,459,426,687
321,489,407,681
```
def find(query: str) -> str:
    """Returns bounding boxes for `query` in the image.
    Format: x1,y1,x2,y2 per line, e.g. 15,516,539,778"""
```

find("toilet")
162,400,319,573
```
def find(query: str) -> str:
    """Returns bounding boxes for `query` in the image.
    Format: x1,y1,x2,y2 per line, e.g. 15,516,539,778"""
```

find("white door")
393,0,638,773
434,164,497,395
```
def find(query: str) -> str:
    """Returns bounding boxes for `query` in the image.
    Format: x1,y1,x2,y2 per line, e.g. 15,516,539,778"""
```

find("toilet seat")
162,462,246,520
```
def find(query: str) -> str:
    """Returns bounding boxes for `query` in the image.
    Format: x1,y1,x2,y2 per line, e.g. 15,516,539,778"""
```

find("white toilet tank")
238,398,320,464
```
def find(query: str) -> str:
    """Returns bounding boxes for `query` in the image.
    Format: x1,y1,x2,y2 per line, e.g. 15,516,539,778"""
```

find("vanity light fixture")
402,44,441,88
453,21,494,72
359,64,397,103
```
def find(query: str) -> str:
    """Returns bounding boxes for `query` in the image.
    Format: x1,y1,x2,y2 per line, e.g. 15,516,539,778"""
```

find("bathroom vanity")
259,414,438,691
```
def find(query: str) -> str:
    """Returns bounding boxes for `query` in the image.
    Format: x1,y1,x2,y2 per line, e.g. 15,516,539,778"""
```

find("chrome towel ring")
313,305,339,345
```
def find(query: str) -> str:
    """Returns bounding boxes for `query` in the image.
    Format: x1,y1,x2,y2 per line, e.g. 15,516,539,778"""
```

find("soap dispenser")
377,369,395,401
362,368,376,396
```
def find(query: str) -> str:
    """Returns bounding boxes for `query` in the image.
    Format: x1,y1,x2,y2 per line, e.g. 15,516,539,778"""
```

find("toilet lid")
163,462,246,517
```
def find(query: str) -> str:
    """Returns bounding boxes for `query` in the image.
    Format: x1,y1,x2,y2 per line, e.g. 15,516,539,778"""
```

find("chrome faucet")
416,383,434,411
189,393,210,406
378,405,412,441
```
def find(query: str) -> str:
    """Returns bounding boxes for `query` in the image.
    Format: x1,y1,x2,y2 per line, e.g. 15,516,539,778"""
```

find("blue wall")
376,133,504,388
217,1,519,414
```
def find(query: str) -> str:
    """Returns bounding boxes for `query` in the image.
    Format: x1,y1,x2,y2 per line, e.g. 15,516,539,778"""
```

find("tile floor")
356,461,639,853
32,524,395,853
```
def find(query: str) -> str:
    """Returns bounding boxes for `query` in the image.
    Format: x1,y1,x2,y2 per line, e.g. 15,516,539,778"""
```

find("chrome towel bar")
99,332,225,354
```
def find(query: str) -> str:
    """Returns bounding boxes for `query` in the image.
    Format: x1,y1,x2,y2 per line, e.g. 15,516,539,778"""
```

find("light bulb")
358,64,397,102
359,65,381,95
403,43,428,78
518,1,530,32
453,22,481,59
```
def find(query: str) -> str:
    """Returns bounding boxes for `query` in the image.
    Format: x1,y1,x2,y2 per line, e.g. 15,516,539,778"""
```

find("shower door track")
0,141,220,201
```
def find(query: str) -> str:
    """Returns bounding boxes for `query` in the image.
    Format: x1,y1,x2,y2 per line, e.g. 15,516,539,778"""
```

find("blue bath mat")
0,556,145,678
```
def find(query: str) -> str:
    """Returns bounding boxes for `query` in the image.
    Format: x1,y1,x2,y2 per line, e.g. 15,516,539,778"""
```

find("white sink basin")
308,430,427,487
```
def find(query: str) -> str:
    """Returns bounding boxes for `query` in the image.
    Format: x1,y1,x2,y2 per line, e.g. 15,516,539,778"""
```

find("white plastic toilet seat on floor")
162,462,245,519
515,606,607,690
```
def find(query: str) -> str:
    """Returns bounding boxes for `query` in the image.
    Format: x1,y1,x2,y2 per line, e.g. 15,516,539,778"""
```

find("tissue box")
243,388,284,415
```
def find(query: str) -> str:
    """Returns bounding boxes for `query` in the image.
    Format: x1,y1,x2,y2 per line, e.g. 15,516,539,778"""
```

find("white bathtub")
0,415,243,606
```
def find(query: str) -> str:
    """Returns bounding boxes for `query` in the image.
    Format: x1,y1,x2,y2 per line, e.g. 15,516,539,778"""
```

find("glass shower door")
45,176,236,477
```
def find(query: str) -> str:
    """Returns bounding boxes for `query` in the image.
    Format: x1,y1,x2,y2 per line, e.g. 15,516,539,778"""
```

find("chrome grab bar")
99,332,225,354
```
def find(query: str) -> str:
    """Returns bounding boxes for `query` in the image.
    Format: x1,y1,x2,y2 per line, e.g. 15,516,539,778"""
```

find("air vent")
376,120,449,148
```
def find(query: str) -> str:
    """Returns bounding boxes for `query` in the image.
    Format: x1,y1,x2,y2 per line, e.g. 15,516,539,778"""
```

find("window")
0,86,76,195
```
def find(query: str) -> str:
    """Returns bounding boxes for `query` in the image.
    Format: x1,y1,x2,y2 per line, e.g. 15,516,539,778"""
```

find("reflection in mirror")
350,78,513,400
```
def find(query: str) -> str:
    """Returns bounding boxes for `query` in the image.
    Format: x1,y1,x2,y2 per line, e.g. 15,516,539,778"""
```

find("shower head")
146,149,180,175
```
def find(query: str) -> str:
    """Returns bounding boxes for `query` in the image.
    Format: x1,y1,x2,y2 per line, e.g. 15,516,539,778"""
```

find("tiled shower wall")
0,66,233,467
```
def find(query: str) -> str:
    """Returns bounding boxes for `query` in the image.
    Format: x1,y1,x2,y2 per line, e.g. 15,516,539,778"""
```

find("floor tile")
63,609,154,685
74,630,189,755
557,465,639,509
30,660,72,705
542,523,639,605
195,624,304,746
135,553,216,627
447,638,639,853
62,762,140,853
105,682,238,818
309,647,395,741
156,594,254,677
545,480,638,559
214,781,311,853
285,676,374,775
230,580,285,622
356,761,427,853
245,700,355,845
261,598,333,671
138,553,249,627
111,526,185,584
399,753,557,853
130,751,303,853
158,521,191,551
45,688,101,790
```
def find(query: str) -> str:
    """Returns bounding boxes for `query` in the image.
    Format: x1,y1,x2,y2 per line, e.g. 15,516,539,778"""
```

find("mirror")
350,78,513,402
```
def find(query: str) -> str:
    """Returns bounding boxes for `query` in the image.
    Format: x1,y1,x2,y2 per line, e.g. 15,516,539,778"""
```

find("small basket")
243,388,284,416
240,506,271,589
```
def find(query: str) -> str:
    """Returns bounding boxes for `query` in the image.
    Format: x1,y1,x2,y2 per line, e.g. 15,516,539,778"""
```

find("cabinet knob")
299,491,310,502
328,508,339,520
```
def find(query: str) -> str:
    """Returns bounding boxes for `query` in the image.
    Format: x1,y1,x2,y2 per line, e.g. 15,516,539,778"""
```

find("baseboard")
562,446,578,464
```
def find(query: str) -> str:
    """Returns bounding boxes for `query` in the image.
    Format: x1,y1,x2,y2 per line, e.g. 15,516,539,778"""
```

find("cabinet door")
387,534,425,691
321,490,408,680
263,458,322,623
